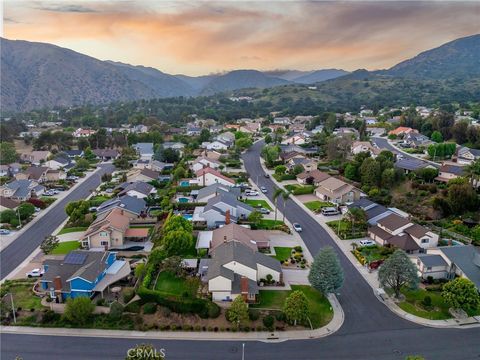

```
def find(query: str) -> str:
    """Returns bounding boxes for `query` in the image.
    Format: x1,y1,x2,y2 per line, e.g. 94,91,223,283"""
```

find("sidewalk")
1,294,344,341
259,158,480,329
0,168,99,251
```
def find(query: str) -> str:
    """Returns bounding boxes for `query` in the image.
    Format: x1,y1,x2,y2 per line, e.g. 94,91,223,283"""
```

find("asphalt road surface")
0,164,114,279
1,152,478,359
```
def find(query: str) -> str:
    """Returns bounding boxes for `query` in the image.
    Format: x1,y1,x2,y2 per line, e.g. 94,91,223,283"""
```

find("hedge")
137,286,219,317
173,202,207,210
175,185,202,193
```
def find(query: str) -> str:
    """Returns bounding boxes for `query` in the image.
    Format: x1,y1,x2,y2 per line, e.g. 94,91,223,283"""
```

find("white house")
206,241,282,302
195,167,235,187
281,134,306,145
456,147,480,165
191,157,221,173
204,140,230,151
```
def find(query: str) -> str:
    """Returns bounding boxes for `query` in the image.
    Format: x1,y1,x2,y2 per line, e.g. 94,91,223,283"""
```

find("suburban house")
351,141,380,157
388,127,418,137
239,122,260,134
0,180,45,201
45,156,74,170
205,241,282,302
435,164,465,183
193,192,253,228
0,196,20,211
403,133,432,148
273,117,291,125
195,167,235,187
72,128,96,138
63,150,84,159
162,142,185,153
15,166,49,183
21,151,51,165
204,140,230,151
394,159,436,174
287,156,317,172
117,181,156,199
281,134,307,145
315,177,360,204
186,126,202,136
195,183,240,203
368,213,439,253
280,144,318,156
348,198,405,225
80,208,149,250
415,245,480,289
191,157,221,172
96,196,147,219
289,123,306,133
333,127,359,138
92,149,120,161
456,147,480,165
297,169,330,186
196,223,270,252
127,168,160,183
148,160,174,172
40,250,131,301
133,143,154,161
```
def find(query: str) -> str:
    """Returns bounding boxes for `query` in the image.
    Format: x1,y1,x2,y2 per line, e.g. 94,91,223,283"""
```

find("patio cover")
93,260,131,292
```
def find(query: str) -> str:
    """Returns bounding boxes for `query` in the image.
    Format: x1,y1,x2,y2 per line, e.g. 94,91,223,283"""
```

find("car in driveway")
0,229,11,235
260,186,268,193
259,207,270,214
359,240,376,247
293,223,303,232
26,268,44,278
245,190,259,196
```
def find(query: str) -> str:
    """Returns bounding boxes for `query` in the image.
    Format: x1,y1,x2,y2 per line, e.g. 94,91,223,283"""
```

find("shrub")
143,302,157,314
123,287,135,304
263,315,275,331
41,310,61,324
63,297,95,325
275,312,286,322
109,301,124,320
194,325,201,331
422,296,432,308
249,309,260,321
124,300,141,313
96,298,106,306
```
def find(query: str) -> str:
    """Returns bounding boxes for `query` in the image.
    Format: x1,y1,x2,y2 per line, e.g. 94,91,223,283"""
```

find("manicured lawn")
273,247,292,262
254,219,285,230
252,285,333,329
304,201,333,212
1,280,43,311
395,288,452,320
327,220,367,240
154,271,199,298
244,199,272,210
51,241,81,254
285,184,315,195
57,226,88,235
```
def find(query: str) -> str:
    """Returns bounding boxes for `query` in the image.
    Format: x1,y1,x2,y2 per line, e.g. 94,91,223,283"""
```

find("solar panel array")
64,252,87,265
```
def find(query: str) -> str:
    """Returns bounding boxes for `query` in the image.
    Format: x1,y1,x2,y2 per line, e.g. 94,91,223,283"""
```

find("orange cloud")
4,1,480,75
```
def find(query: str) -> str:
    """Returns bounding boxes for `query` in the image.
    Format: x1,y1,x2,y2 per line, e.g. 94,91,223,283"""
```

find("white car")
260,186,268,193
245,190,259,196
359,240,375,247
293,223,303,232
26,268,44,278
0,229,11,235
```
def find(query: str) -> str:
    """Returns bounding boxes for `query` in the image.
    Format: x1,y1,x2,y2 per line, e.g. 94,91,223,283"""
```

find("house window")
100,241,109,246
427,267,432,271
81,241,89,248
100,231,108,237
421,238,429,243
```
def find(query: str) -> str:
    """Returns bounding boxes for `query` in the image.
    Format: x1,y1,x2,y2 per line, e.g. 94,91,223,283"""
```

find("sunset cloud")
4,1,479,75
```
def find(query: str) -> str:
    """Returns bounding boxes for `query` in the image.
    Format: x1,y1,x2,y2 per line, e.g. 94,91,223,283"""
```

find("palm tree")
465,159,480,188
281,190,291,223
273,188,284,222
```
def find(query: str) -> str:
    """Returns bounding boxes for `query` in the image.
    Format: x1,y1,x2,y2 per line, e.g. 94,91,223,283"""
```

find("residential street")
0,164,114,280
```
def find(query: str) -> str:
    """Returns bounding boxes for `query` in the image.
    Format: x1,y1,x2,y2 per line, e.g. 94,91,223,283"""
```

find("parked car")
260,186,268,193
89,207,98,212
359,240,376,247
0,229,11,235
26,268,44,278
293,223,303,232
264,174,270,178
105,188,113,193
245,190,259,196
259,208,270,214
43,190,54,196
321,207,340,216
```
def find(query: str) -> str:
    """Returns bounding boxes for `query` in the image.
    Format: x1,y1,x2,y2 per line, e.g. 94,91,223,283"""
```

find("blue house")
40,250,131,302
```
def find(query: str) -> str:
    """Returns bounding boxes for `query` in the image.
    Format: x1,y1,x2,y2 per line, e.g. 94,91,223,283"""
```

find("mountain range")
1,34,479,113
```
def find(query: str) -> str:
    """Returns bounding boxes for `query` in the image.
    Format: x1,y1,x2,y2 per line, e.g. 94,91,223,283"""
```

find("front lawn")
285,184,315,195
153,271,199,298
327,220,367,240
252,285,333,329
244,199,272,210
51,241,81,254
394,288,452,320
352,245,394,265
57,226,88,235
251,219,288,232
304,201,334,213
0,280,43,311
273,247,292,262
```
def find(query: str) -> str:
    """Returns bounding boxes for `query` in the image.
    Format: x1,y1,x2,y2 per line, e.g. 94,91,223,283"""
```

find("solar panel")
64,253,87,265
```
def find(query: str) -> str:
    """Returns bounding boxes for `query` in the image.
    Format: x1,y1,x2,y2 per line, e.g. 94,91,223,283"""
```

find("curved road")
1,151,479,359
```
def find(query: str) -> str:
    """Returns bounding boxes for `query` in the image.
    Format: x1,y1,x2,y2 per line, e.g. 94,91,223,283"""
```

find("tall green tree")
40,235,59,255
64,297,95,325
378,249,419,298
442,278,480,311
308,246,344,294
226,296,249,328
0,142,18,164
430,131,443,143
283,290,309,326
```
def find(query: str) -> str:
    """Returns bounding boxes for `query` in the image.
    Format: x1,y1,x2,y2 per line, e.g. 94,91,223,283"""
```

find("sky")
3,1,480,76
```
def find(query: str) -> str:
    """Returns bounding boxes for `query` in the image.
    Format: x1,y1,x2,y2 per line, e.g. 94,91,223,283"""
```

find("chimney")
241,276,249,301
54,276,62,292
225,210,231,225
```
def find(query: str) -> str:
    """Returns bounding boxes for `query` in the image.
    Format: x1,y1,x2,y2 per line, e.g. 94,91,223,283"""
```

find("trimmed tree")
308,246,344,294
226,296,249,329
64,297,95,325
40,235,59,255
283,290,309,326
442,278,480,311
378,249,419,298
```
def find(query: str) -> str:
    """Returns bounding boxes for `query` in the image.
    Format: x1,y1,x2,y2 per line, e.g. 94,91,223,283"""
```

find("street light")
242,343,245,360
2,293,16,324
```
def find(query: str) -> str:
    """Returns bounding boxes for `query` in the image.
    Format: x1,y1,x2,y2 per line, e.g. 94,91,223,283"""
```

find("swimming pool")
178,197,189,203
179,181,190,187
183,214,193,221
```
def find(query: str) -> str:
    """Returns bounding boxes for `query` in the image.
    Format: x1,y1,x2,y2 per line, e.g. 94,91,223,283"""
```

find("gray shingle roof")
418,254,448,268
395,159,429,171
439,245,480,289
134,143,154,155
196,183,240,201
118,181,154,197
97,195,146,215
